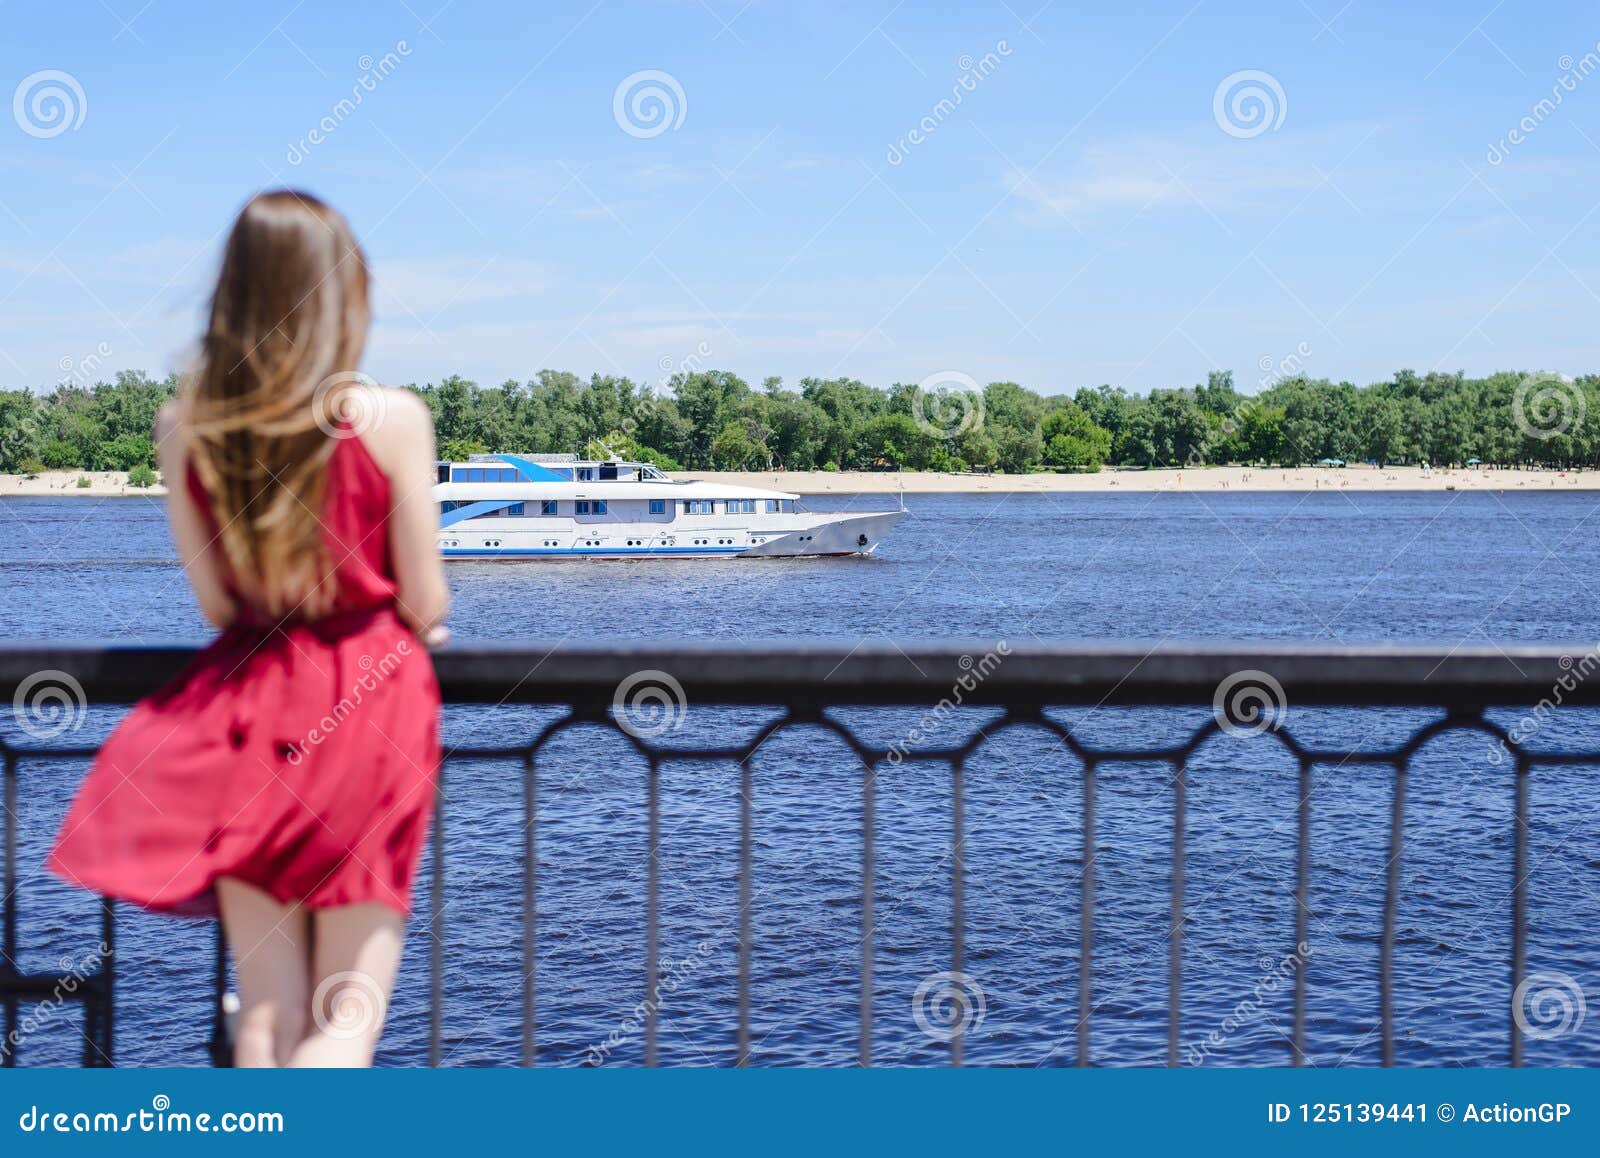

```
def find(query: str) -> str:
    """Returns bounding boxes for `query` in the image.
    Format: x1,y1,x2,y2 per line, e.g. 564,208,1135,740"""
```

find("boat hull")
438,510,904,560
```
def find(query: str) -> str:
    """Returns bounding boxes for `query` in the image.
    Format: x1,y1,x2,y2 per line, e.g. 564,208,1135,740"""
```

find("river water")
3,489,1598,1066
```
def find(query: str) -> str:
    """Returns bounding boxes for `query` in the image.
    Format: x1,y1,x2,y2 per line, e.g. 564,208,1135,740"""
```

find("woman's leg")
289,902,405,1068
215,877,310,1067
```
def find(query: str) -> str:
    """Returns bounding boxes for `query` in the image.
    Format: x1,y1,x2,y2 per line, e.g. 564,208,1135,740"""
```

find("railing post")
1168,759,1185,1067
522,750,536,1067
859,758,874,1068
429,770,444,1068
1078,759,1097,1067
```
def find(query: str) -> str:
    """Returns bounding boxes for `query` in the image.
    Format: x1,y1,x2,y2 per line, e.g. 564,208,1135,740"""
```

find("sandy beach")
3,463,1598,498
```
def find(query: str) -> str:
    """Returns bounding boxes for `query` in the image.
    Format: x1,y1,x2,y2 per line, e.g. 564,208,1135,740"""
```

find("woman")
49,190,450,1067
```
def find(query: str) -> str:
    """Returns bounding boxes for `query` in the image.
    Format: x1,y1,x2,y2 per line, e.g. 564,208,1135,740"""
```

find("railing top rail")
1,640,1596,708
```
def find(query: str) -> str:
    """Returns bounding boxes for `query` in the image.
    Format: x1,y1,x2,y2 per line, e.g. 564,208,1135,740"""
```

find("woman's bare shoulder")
357,385,435,475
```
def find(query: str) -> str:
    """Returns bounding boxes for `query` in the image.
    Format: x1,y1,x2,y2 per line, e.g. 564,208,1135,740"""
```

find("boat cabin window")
726,499,755,514
540,500,558,516
505,503,525,516
599,463,619,480
576,467,594,481
594,500,608,514
436,463,450,484
575,501,590,515
452,466,519,483
766,499,780,513
685,500,713,515
649,499,666,515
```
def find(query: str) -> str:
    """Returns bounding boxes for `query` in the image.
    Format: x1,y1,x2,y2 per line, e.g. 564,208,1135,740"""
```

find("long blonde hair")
183,190,371,619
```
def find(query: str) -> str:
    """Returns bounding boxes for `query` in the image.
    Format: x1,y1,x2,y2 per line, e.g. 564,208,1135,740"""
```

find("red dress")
48,434,441,918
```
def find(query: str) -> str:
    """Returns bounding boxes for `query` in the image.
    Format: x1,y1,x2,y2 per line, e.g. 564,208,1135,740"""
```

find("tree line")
2,366,1598,475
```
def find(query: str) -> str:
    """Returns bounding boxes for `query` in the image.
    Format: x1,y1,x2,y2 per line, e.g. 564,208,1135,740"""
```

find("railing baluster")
645,756,659,1068
1510,754,1530,1067
97,897,114,1066
1293,758,1311,1067
1078,759,1096,1068
209,923,231,1067
429,771,444,1068
951,756,966,1067
737,757,751,1067
1380,756,1406,1068
1168,759,1185,1066
3,749,15,1068
859,758,874,1068
522,750,536,1067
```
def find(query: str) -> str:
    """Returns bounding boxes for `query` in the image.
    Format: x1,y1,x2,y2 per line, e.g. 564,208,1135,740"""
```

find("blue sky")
3,0,1599,396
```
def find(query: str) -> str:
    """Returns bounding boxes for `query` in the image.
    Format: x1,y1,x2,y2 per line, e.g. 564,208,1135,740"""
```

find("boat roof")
434,480,801,501
437,453,800,500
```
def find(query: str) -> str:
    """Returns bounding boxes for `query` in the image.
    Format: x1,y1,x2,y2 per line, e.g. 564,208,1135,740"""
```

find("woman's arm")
155,401,238,629
362,387,450,641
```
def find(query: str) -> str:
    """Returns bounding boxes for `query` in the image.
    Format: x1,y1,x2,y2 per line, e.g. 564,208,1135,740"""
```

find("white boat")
432,453,905,559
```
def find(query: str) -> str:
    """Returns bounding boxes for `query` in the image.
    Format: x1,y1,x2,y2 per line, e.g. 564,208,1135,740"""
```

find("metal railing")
2,640,1596,1067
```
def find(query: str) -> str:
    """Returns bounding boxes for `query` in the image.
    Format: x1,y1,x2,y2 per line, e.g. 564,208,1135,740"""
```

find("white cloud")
1005,140,1325,225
